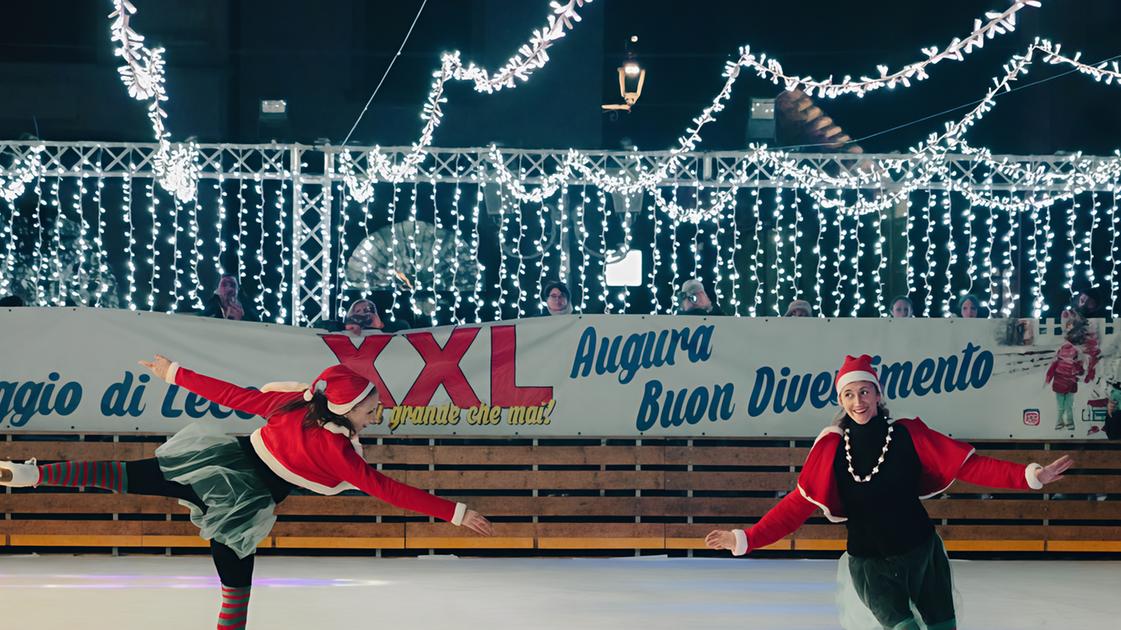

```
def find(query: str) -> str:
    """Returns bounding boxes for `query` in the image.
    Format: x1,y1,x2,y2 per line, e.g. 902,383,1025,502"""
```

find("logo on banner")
1023,409,1041,426
322,326,556,432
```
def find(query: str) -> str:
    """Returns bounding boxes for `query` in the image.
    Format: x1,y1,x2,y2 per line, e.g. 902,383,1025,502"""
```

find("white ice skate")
0,458,39,487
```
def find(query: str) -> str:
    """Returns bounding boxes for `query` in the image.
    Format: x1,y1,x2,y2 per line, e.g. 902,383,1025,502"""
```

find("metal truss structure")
2,140,1117,324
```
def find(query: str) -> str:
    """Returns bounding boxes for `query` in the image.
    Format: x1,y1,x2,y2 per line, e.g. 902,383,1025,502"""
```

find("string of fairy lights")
1,0,1120,323
8,155,1103,323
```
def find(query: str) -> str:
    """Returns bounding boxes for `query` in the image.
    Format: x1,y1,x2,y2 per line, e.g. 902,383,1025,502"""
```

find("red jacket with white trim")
165,363,465,526
731,417,1044,555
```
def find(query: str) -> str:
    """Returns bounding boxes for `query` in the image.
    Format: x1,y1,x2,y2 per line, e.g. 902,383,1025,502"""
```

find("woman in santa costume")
1,355,493,630
704,354,1072,630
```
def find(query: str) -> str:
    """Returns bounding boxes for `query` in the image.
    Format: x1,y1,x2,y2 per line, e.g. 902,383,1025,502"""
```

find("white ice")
0,555,1116,629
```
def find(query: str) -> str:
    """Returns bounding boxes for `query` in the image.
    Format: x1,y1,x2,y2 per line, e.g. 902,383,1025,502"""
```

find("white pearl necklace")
843,424,894,483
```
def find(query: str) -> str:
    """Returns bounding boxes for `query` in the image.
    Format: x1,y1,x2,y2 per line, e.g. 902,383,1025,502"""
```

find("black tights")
124,458,256,588
209,539,255,587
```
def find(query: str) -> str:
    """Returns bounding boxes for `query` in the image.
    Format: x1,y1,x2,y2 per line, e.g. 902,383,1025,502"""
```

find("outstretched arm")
905,417,1072,492
338,447,493,536
705,490,818,556
957,453,1073,491
138,354,297,419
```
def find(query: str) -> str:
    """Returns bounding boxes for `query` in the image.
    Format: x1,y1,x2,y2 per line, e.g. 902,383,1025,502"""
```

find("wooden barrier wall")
2,433,1119,554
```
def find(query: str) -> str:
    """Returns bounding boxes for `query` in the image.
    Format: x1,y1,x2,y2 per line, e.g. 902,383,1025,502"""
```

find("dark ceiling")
2,0,1118,154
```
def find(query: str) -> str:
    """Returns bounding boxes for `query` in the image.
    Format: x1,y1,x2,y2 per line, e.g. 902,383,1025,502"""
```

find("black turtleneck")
832,415,934,558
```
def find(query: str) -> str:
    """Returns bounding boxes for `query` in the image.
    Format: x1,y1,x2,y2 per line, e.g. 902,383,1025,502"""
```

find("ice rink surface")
0,554,1116,629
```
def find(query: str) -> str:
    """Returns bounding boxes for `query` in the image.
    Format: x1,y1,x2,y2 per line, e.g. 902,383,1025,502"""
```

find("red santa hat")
835,354,880,395
261,364,375,415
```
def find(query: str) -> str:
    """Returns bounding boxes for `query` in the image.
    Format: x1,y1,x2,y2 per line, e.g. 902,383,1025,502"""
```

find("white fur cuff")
261,381,310,393
732,529,748,556
451,502,467,526
1025,463,1044,490
165,361,180,385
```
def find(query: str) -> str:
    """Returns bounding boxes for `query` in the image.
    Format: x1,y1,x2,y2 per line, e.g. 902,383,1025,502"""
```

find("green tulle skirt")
155,421,277,559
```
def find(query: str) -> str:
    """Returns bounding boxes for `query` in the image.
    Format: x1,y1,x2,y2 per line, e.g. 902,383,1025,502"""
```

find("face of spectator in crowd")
547,287,568,312
686,288,712,311
891,299,912,318
1078,293,1098,312
960,299,978,318
347,300,382,329
218,275,238,300
787,307,810,317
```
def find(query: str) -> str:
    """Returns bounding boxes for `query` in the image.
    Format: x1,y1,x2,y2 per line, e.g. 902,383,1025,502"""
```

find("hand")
1108,399,1116,415
225,302,245,320
345,322,362,335
1036,455,1074,485
461,509,493,536
704,529,736,552
138,354,173,381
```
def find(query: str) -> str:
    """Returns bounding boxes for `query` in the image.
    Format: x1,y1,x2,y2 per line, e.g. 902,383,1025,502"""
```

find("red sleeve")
1044,360,1056,384
744,491,818,552
170,364,299,419
956,454,1036,490
902,418,1040,492
336,447,458,522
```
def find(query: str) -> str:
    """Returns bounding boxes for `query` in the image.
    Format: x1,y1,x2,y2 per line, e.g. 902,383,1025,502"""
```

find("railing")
2,141,1117,327
3,432,1118,555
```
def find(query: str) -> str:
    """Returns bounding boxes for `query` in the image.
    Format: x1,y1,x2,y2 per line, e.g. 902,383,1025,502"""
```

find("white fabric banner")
0,308,1117,438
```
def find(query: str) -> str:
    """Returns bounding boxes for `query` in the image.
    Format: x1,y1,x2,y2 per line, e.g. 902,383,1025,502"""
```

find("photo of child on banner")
1044,309,1102,432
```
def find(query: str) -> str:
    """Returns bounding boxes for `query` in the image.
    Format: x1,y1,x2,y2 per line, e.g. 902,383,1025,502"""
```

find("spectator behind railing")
955,293,986,318
890,295,914,318
344,299,377,335
539,280,574,317
1074,285,1107,319
344,299,380,333
200,274,257,322
344,298,409,334
0,295,25,307
676,278,725,316
784,299,813,317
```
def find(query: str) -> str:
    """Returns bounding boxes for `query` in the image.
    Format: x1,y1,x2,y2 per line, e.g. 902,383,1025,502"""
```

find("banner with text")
1,308,1117,439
